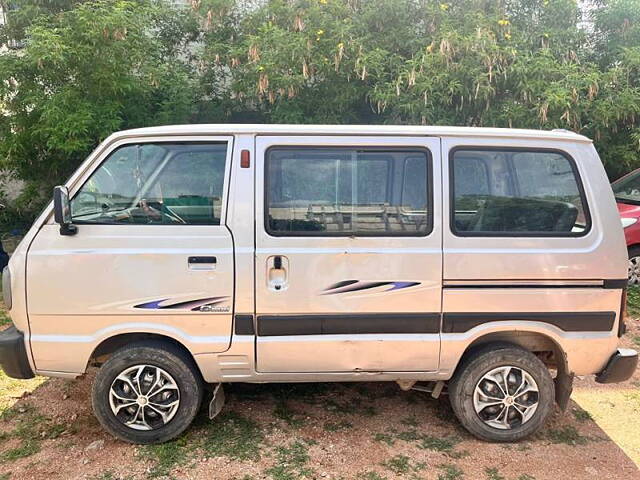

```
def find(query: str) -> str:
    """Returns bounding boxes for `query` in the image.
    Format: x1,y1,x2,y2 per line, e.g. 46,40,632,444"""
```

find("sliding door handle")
188,256,217,271
188,256,217,264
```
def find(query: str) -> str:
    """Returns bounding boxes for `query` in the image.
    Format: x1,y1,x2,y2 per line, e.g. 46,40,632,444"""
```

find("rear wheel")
448,344,554,442
91,341,203,444
628,246,640,285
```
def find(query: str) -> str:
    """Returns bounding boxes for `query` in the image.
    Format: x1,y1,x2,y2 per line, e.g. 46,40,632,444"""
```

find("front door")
27,138,235,373
255,136,442,373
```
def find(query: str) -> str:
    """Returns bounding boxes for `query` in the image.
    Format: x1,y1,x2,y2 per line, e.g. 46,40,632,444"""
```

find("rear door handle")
188,256,217,271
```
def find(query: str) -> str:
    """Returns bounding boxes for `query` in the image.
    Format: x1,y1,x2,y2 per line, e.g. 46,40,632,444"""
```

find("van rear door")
254,135,442,373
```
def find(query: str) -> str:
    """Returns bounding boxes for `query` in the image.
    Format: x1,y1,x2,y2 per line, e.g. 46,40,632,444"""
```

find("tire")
91,341,204,444
628,246,640,286
448,343,555,442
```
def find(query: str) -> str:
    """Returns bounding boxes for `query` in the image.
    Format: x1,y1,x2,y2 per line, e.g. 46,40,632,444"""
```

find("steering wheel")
138,199,187,224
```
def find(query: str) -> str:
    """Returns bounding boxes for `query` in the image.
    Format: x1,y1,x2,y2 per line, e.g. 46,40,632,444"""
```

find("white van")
1,125,637,444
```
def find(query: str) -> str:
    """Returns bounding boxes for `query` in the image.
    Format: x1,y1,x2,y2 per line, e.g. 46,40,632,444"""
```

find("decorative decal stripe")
235,315,255,335
134,297,229,311
441,311,616,334
322,280,421,295
257,313,440,336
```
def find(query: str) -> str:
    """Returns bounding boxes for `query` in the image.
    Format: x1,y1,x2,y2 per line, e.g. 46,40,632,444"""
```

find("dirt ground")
0,317,639,480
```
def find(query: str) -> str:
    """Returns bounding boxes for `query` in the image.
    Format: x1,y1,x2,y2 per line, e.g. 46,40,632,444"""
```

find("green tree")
0,0,198,222
2,0,640,228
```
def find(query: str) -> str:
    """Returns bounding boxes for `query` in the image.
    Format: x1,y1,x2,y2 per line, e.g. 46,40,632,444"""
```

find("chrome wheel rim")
629,256,640,285
473,366,539,430
109,365,180,431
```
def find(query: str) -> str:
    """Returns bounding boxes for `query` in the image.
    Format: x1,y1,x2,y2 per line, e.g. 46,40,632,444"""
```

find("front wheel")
91,341,204,444
448,344,555,442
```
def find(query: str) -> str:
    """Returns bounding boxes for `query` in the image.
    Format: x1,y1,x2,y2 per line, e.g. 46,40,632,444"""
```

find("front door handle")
188,256,217,271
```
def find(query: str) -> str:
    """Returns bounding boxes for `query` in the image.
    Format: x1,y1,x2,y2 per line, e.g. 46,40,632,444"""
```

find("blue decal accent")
134,296,228,310
322,281,421,295
386,281,421,291
134,298,170,309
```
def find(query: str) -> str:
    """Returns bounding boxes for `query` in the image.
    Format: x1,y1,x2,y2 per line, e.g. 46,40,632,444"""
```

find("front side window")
71,143,227,225
266,147,431,236
451,148,590,236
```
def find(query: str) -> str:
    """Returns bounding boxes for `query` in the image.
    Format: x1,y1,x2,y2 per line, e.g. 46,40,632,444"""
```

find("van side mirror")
53,186,77,236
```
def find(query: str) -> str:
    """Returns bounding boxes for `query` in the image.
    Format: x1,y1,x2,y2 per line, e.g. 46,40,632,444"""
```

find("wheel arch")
450,330,571,409
87,332,201,376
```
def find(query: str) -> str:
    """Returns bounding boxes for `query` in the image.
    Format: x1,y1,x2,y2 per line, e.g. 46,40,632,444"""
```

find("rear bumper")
0,326,34,379
596,348,638,384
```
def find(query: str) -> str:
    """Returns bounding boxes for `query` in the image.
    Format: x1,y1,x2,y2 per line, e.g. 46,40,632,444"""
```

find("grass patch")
374,428,459,453
373,432,395,446
381,455,426,476
0,405,63,463
417,433,459,452
323,397,377,417
382,455,411,475
517,475,536,480
0,304,46,417
324,420,352,432
266,441,314,480
358,473,387,480
572,408,593,422
484,468,505,480
400,416,419,427
202,411,264,461
546,425,589,446
395,428,459,453
0,311,9,328
627,287,640,316
273,400,305,428
437,464,464,480
140,435,197,478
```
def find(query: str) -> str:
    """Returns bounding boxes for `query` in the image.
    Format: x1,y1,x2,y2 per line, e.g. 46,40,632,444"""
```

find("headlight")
2,267,11,310
622,217,638,228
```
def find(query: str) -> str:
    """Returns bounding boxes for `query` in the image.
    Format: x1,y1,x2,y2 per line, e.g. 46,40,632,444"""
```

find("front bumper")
596,348,638,384
0,326,34,379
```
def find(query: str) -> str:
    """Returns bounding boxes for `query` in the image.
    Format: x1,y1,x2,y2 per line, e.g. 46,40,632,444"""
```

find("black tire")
448,343,555,442
628,246,640,286
91,341,204,444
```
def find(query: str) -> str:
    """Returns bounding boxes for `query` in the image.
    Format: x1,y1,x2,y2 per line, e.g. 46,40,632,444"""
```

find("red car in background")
613,169,640,285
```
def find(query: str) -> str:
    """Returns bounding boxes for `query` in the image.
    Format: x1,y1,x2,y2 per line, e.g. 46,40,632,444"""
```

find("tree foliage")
0,0,640,226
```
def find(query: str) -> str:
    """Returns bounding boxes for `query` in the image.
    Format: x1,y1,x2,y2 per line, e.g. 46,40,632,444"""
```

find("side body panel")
440,138,627,376
254,136,442,373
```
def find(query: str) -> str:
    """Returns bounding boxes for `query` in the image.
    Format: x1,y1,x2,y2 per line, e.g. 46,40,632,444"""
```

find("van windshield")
613,169,640,205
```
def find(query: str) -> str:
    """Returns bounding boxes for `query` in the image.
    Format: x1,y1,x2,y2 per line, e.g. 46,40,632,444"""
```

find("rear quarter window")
450,148,590,237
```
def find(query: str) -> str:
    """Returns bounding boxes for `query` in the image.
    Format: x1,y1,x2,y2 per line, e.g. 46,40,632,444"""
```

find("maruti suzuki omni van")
1,124,637,444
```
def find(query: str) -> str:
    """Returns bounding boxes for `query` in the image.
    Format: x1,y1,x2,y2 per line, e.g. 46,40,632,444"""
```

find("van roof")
114,124,592,143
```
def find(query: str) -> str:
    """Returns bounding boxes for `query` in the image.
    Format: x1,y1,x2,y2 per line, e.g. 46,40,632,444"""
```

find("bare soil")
0,319,639,480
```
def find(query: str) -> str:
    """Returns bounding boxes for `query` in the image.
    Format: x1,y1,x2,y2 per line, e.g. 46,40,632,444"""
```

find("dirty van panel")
254,136,442,373
443,142,626,280
26,140,235,373
440,139,627,378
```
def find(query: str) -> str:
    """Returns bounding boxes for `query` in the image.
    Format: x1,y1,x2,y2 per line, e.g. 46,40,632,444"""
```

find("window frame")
69,139,233,227
264,145,434,238
448,146,592,238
